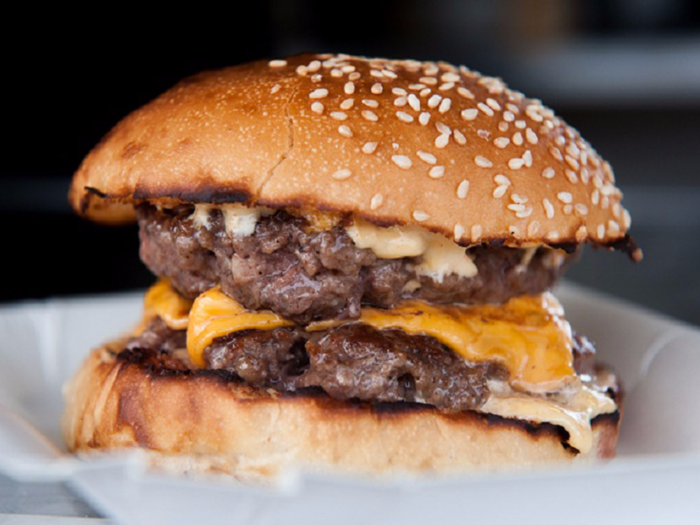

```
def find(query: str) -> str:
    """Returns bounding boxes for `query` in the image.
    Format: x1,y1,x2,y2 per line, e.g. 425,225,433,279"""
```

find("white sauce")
346,218,478,281
191,204,272,237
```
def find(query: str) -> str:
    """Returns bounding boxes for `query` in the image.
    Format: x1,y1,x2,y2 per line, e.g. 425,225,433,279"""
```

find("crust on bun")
63,342,621,479
69,53,633,249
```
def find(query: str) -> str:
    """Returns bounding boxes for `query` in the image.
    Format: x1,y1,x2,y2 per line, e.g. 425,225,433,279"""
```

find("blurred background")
3,0,699,326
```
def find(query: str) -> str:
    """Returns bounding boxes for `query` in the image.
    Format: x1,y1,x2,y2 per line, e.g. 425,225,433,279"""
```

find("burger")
63,53,641,479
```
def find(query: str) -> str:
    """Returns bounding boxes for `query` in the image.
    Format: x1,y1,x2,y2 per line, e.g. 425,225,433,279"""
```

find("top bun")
69,53,632,246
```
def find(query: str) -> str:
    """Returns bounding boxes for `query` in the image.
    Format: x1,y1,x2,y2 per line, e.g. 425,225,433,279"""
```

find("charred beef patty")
127,318,595,413
137,204,573,324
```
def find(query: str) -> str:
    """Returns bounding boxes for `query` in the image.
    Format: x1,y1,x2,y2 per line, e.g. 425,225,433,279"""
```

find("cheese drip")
186,287,293,367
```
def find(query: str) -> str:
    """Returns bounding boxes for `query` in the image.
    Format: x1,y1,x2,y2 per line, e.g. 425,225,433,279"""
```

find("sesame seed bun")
62,342,622,479
69,53,633,247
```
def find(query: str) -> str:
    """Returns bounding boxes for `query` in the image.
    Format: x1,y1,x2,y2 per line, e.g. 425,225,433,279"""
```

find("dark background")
3,0,699,325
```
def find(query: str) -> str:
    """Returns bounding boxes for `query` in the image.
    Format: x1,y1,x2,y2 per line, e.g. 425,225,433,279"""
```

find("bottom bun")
63,342,621,480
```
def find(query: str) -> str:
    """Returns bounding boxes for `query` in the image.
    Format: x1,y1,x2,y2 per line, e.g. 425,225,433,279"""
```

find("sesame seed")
417,151,437,164
332,169,352,180
311,102,324,114
371,83,383,94
310,74,322,83
340,99,354,110
338,125,353,137
370,69,384,78
307,60,321,72
362,142,378,154
623,209,632,229
396,111,414,123
575,203,589,216
565,155,580,171
486,98,502,111
566,143,581,157
550,147,563,161
523,150,533,167
392,87,407,96
503,111,515,122
516,207,533,218
477,129,490,140
471,224,483,241
309,88,329,99
419,112,431,126
343,82,355,95
435,134,450,149
454,129,466,145
392,155,413,169
330,111,348,121
511,193,528,204
528,221,540,236
526,128,538,144
420,88,431,97
557,192,573,203
477,102,494,116
454,223,465,240
508,158,525,170
420,76,438,85
383,69,398,79
270,84,281,94
370,193,384,210
394,97,407,107
612,202,622,219
555,135,566,146
407,94,421,111
542,167,555,179
597,224,606,239
493,185,508,198
438,82,455,91
526,105,544,122
508,204,526,213
457,87,474,99
543,198,554,219
409,83,426,91
546,231,560,241
330,68,343,78
512,132,523,146
457,180,470,199
361,110,378,121
436,122,452,135
565,170,578,184
268,59,287,68
362,99,379,108
341,65,356,73
475,155,492,168
348,72,361,81
428,94,442,108
564,204,574,214
498,122,509,132
461,109,478,121
494,137,510,149
392,143,400,151
495,174,511,186
591,189,600,205
575,226,587,242
580,168,590,184
515,120,526,129
429,165,445,178
413,210,430,222
441,72,460,82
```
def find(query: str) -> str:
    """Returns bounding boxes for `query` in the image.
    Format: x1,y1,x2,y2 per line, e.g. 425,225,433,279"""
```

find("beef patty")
137,204,573,324
126,317,596,413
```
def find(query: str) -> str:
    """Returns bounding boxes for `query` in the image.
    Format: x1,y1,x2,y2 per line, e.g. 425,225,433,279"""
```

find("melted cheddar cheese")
142,280,614,453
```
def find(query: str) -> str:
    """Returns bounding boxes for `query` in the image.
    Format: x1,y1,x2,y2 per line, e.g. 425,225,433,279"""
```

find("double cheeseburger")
63,53,641,478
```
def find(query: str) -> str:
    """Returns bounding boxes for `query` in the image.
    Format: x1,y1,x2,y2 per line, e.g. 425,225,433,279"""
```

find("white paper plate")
1,283,699,525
